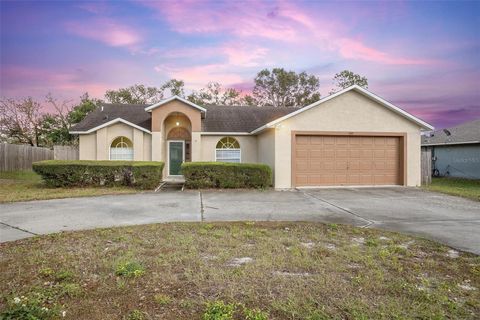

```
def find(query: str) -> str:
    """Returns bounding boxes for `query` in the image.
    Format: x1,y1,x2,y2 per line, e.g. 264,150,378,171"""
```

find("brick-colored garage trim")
291,131,408,187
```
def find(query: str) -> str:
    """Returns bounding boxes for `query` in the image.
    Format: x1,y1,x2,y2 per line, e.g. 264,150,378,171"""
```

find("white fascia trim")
422,141,480,146
69,118,151,135
250,85,434,134
200,132,252,136
145,95,207,113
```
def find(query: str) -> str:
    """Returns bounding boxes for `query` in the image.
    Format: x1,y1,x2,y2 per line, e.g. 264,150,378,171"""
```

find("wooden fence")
421,147,432,185
0,143,79,171
53,145,79,161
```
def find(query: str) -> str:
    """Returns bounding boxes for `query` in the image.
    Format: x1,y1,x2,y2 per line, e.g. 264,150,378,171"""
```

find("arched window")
110,136,133,160
215,137,241,163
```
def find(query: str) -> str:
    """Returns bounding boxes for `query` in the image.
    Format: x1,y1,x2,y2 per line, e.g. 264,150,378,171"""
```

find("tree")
39,94,79,146
330,70,368,94
105,84,164,104
0,97,44,146
187,82,242,106
68,93,101,124
252,68,320,107
161,79,185,97
240,94,257,106
45,93,102,146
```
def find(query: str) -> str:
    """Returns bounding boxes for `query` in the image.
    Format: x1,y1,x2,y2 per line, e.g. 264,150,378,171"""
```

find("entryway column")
151,131,163,161
191,132,202,161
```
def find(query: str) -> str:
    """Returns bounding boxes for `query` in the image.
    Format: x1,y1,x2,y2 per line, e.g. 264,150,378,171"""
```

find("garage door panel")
296,175,309,185
374,150,385,158
336,149,348,158
296,160,309,172
296,149,308,158
335,174,348,184
310,150,323,158
294,135,402,186
336,161,348,170
323,161,335,170
310,136,323,145
323,150,335,158
296,136,310,145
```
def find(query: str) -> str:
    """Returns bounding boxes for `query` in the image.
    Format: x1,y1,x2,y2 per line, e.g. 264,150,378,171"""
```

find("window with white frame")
110,136,133,160
215,137,241,163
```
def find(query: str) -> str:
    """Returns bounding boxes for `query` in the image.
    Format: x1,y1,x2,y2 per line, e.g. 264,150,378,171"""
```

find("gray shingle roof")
70,103,298,133
202,105,297,132
422,119,480,146
70,104,151,132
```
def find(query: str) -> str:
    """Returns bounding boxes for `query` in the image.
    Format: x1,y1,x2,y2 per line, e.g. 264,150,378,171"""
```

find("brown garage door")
294,134,403,186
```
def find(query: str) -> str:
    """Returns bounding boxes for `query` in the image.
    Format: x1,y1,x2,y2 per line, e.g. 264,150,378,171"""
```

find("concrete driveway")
1,188,479,254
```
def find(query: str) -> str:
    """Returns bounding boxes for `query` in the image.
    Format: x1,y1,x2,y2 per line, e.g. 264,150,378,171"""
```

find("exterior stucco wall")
257,129,276,182
79,134,96,160
273,90,423,188
200,135,258,163
151,101,201,132
432,144,480,179
79,123,151,161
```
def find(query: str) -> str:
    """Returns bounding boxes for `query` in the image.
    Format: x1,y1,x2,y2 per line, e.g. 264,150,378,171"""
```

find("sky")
1,0,479,129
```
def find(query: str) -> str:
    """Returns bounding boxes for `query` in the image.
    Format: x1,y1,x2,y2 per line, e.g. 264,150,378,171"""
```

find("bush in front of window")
32,160,164,189
181,162,272,189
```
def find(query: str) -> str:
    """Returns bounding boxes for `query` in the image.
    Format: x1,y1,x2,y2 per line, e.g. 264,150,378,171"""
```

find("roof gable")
251,85,434,133
144,96,207,113
69,103,151,134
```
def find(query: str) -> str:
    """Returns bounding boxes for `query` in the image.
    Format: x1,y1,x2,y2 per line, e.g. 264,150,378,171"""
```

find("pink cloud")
154,64,245,88
336,38,433,65
1,65,114,104
66,18,142,48
140,0,435,66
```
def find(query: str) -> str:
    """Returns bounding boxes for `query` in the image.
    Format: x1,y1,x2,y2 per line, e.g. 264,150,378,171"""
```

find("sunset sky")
1,0,479,128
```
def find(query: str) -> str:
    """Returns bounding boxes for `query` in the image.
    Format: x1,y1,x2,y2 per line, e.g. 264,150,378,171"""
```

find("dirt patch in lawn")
1,222,479,319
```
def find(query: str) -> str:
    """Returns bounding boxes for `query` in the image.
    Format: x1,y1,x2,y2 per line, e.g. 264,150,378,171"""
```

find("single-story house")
422,119,480,179
70,85,433,188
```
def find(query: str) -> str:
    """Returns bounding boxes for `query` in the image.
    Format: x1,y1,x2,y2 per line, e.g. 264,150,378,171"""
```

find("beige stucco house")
70,85,434,189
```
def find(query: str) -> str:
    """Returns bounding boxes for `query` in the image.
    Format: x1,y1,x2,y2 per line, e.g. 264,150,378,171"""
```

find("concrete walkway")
1,188,479,254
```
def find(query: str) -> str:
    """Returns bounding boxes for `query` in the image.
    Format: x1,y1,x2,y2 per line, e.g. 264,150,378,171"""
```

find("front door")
168,141,184,176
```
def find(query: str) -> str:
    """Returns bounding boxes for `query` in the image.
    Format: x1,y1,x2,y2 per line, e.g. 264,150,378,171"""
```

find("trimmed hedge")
32,160,164,189
181,162,272,189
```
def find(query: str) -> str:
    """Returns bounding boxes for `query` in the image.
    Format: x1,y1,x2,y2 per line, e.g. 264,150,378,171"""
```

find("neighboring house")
70,85,433,188
422,119,480,179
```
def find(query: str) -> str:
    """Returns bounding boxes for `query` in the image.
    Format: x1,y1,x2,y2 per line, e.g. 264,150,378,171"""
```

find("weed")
203,300,236,320
39,267,55,277
471,265,480,276
365,238,379,247
126,309,145,320
0,296,59,320
327,223,339,231
115,260,145,277
154,293,172,306
243,306,269,320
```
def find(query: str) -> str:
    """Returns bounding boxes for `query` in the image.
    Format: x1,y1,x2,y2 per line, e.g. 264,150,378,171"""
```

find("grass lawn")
1,222,478,319
0,171,137,203
425,177,480,201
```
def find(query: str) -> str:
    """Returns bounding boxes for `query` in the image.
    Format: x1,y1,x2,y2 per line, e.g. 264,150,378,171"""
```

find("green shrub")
32,160,164,189
181,162,272,189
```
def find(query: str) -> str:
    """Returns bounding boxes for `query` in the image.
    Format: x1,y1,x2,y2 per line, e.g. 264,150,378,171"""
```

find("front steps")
155,176,185,192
